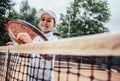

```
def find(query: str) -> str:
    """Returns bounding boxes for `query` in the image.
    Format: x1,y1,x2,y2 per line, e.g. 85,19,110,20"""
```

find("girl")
17,9,58,81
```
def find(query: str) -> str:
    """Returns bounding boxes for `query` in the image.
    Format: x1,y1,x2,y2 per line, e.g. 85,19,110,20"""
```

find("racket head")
6,19,48,44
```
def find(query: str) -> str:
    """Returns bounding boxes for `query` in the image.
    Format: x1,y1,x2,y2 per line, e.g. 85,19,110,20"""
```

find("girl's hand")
40,54,53,61
6,41,13,46
17,33,32,44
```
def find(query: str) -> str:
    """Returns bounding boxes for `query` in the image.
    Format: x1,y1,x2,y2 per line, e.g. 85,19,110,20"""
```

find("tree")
19,0,39,28
58,0,111,38
7,0,39,28
0,0,39,45
0,0,14,45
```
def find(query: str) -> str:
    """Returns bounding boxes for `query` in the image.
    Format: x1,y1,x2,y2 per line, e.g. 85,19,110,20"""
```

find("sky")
105,0,120,33
13,0,120,34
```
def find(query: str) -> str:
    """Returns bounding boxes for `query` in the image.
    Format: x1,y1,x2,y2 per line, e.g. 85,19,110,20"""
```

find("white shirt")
28,32,58,81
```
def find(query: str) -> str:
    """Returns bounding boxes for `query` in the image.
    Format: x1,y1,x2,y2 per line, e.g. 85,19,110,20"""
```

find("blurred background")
0,0,120,45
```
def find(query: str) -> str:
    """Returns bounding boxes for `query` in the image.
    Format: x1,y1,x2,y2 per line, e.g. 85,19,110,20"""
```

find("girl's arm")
17,33,53,60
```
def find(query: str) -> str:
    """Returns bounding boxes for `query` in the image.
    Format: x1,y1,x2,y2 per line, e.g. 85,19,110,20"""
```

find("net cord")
0,33,120,56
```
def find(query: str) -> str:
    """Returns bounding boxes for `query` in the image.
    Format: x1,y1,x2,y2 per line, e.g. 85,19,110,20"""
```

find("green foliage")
58,0,110,38
8,0,39,28
0,0,39,46
19,0,39,28
0,0,14,45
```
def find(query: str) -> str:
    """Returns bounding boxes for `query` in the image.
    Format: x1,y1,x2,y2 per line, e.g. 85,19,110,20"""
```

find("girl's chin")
43,31,50,34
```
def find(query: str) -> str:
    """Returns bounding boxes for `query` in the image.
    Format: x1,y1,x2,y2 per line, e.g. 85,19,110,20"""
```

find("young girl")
17,9,58,81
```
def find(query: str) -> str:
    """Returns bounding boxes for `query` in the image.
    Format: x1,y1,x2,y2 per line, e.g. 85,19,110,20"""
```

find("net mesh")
0,53,120,81
0,52,6,80
0,34,120,81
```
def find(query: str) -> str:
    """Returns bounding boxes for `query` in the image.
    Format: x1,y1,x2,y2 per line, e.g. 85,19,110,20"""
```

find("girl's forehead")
41,13,53,19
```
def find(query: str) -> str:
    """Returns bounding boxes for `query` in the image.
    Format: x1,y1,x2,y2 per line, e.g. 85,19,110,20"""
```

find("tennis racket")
6,19,48,44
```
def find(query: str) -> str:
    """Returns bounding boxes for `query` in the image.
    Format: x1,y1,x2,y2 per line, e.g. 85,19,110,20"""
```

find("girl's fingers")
17,33,32,43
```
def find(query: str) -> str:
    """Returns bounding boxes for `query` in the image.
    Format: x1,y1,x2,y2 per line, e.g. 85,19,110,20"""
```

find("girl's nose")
44,20,48,25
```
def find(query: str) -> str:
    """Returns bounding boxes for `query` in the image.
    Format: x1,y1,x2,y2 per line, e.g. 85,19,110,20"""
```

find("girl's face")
39,13,56,34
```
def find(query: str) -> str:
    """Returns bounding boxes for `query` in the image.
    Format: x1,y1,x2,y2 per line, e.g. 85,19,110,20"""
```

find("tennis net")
0,33,120,81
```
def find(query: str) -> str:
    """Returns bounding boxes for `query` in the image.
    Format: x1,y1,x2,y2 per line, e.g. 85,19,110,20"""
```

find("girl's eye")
41,19,45,21
47,20,51,22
